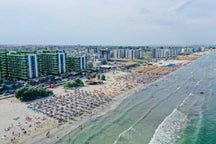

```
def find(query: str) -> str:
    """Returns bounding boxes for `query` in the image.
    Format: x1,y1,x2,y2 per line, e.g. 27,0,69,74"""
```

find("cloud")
0,0,215,45
168,0,194,12
139,8,150,15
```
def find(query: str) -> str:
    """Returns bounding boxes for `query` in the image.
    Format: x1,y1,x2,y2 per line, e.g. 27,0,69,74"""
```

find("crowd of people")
0,63,190,144
27,71,162,125
28,89,109,123
1,115,55,144
1,70,170,144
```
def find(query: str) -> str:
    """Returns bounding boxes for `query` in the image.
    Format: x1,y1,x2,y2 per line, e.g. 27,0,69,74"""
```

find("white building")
153,48,171,58
112,49,144,59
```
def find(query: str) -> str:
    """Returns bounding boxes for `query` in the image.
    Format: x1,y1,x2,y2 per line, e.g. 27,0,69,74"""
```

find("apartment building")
67,55,87,72
6,51,39,80
180,48,193,55
0,49,91,80
112,49,144,59
152,48,179,58
100,49,111,61
37,50,66,75
0,50,8,80
0,50,67,80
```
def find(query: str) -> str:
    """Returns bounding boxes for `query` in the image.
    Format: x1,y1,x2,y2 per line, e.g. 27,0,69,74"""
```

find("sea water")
177,82,216,144
150,54,216,144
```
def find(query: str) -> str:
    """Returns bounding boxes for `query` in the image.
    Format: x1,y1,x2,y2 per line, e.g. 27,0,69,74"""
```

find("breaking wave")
149,109,188,144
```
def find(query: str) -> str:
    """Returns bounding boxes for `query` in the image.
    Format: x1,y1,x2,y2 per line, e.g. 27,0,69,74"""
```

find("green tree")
90,73,96,78
15,87,53,102
101,75,106,81
64,79,84,89
74,78,84,86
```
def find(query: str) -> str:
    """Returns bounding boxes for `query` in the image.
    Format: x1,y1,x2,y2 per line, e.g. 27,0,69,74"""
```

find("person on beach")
79,125,83,130
46,131,50,137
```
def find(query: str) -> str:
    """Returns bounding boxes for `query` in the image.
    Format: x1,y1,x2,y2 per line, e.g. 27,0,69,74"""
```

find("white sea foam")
149,109,188,144
149,92,195,144
149,78,208,144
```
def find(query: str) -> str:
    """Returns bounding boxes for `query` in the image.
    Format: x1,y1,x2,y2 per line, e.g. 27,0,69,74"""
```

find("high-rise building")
67,55,87,72
6,51,39,80
0,50,8,80
113,49,118,58
100,49,111,61
118,49,126,58
0,50,67,80
0,49,88,80
112,49,144,59
153,47,180,58
38,50,66,75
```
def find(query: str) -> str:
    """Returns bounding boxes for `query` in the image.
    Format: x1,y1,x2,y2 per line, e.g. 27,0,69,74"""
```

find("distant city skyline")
0,0,215,45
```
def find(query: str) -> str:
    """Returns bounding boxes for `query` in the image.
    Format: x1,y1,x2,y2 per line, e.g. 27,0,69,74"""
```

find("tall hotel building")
0,50,67,80
112,49,144,59
100,49,111,61
67,55,87,72
0,49,90,80
38,50,66,75
152,48,178,58
6,51,39,80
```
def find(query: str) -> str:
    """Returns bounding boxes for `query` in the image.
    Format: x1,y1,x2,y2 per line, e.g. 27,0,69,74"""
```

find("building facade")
67,55,87,72
6,51,39,80
100,49,111,61
152,48,178,58
38,50,66,75
0,50,67,80
0,51,8,80
0,49,91,80
27,54,39,79
111,49,144,59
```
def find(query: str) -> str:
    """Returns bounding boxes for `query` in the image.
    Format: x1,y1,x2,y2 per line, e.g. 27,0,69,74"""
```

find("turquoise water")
198,94,216,144
178,81,216,144
57,53,216,144
176,54,216,144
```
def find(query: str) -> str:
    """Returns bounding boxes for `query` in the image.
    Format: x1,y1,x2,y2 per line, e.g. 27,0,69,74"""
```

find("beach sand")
0,98,57,144
24,68,180,144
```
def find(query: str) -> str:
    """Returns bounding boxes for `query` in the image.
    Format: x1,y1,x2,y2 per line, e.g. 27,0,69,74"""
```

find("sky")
0,0,215,46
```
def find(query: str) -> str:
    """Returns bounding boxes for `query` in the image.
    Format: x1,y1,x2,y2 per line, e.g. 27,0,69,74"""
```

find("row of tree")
15,87,53,102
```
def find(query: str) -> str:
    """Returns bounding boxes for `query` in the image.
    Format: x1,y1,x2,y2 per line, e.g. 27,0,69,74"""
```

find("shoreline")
23,53,207,144
149,54,212,144
25,62,192,144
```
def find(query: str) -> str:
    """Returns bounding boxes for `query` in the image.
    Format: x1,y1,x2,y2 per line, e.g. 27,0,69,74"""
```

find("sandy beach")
24,71,158,143
24,64,189,144
0,98,58,144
